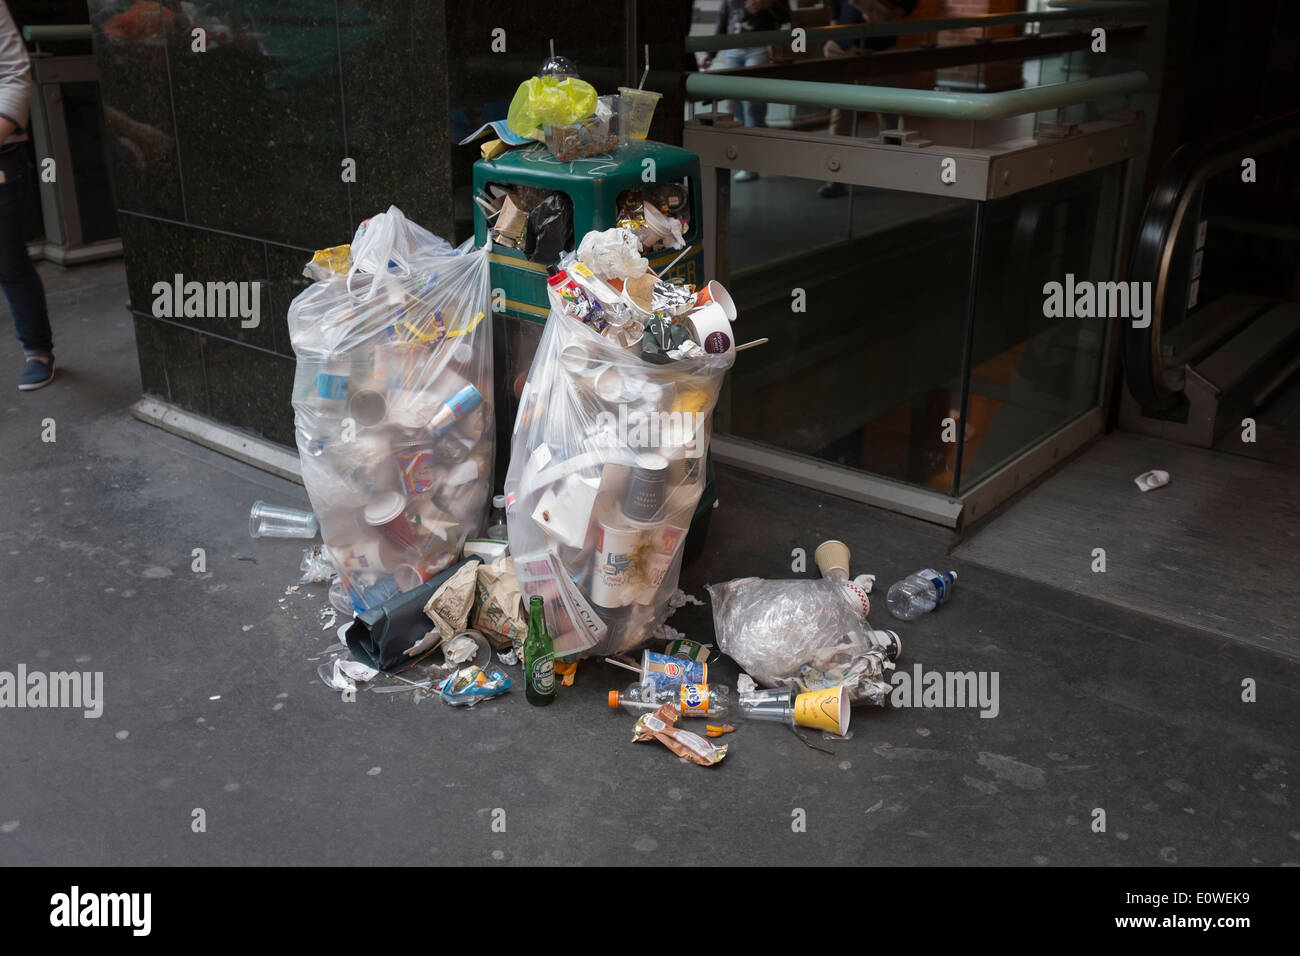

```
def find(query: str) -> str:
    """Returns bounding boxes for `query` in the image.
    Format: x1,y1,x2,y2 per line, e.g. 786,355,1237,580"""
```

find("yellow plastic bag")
506,75,598,140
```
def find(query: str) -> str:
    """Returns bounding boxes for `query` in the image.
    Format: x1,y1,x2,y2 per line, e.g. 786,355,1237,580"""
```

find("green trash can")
472,140,705,323
473,140,717,564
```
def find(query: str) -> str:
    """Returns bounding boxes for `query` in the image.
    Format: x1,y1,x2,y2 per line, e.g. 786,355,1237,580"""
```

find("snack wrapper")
434,663,511,706
632,702,727,766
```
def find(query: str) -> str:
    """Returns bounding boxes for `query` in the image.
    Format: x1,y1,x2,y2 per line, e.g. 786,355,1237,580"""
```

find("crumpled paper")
424,559,480,636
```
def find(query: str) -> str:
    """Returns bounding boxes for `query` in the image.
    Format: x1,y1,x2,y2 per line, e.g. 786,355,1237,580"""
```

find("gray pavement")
1,260,1296,866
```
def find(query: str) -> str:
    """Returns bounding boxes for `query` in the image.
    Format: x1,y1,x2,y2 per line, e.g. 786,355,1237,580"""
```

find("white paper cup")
814,539,851,582
560,342,598,375
595,365,633,403
694,280,737,321
685,302,735,356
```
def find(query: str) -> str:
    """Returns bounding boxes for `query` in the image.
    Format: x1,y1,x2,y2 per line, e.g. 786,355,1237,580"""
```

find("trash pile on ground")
247,52,966,767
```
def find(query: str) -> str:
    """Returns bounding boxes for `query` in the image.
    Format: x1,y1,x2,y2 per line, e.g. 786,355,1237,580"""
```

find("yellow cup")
793,685,851,736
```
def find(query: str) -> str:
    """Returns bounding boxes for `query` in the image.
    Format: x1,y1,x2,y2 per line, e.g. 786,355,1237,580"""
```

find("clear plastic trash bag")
707,577,893,703
288,206,494,613
503,305,731,659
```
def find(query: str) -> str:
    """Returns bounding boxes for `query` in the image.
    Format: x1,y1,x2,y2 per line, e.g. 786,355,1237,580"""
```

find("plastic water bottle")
486,494,508,541
886,569,957,621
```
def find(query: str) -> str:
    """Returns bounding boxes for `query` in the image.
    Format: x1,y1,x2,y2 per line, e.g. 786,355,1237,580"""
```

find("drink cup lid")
363,490,406,526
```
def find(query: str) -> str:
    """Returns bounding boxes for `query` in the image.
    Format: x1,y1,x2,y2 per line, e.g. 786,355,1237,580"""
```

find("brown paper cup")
814,539,850,581
793,685,851,736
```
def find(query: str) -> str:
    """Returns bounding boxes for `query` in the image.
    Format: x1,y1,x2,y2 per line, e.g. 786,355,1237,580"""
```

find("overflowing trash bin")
259,53,969,772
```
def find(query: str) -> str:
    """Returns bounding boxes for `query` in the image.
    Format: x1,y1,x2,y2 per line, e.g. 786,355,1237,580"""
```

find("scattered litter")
886,569,957,621
337,660,379,683
632,702,726,767
664,638,709,663
667,589,706,610
1134,469,1170,492
319,605,337,630
317,660,355,693
853,574,875,594
299,545,336,583
404,627,442,659
433,663,512,706
658,623,686,643
736,673,756,694
497,649,519,666
209,695,221,701
709,577,892,704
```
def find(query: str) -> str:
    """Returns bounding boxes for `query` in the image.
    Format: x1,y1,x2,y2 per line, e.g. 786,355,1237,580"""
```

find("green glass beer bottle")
524,595,557,706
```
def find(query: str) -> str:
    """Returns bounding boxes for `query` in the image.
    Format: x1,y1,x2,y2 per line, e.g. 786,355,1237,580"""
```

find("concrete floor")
1,259,1297,866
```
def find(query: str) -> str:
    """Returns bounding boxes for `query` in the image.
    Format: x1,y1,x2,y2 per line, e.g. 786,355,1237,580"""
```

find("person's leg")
717,47,745,124
743,47,770,128
822,40,851,137
0,146,53,359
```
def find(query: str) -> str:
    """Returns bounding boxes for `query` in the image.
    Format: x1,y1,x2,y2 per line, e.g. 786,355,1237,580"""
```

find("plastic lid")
363,490,406,526
539,54,577,78
607,690,620,708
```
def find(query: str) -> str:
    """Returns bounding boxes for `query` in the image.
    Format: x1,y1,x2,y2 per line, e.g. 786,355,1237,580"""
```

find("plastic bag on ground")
503,305,731,658
288,206,493,613
707,577,893,703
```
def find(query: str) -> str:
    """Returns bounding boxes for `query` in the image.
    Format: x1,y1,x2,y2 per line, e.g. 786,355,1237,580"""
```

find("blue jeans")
718,46,770,128
0,144,52,356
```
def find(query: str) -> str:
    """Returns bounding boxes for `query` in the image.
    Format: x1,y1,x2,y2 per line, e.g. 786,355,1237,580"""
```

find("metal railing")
1124,109,1300,410
685,0,1151,53
686,70,1147,120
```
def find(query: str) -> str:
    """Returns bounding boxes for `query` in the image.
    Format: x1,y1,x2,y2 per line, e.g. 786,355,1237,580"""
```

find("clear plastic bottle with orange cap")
608,682,731,718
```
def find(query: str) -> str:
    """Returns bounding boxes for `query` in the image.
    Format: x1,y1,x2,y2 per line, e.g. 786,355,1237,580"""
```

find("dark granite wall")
91,0,689,450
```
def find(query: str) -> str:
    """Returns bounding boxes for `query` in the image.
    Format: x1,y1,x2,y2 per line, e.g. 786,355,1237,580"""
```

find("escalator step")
1194,303,1300,395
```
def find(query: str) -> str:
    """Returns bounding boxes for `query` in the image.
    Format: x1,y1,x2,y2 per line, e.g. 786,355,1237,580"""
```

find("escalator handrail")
1125,109,1300,410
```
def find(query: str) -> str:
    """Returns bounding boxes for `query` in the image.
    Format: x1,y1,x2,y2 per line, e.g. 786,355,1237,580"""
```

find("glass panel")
61,81,118,243
729,173,853,267
724,186,977,493
958,165,1121,490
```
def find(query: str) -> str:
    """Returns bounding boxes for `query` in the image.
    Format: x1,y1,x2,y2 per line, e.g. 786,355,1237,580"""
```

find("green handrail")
684,0,1150,53
686,70,1147,121
22,25,92,43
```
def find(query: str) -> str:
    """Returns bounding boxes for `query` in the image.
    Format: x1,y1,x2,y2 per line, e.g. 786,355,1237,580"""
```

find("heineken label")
530,653,555,694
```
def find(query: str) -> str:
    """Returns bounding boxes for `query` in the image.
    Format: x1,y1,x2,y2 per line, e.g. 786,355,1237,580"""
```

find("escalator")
1121,109,1300,450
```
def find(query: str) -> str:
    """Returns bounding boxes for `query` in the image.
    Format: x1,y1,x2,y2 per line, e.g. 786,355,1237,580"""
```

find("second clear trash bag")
503,304,732,659
288,206,493,613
